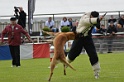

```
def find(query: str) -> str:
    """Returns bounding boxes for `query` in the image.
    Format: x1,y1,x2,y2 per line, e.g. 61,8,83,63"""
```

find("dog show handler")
66,11,105,79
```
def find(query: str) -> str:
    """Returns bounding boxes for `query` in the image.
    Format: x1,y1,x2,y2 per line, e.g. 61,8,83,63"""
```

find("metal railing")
0,32,124,53
66,33,124,53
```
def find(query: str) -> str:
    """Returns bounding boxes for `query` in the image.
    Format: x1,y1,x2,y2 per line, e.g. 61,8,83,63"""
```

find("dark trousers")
9,45,20,66
68,36,98,66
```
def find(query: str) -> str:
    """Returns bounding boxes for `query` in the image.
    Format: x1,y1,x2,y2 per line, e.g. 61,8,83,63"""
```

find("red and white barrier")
20,43,50,59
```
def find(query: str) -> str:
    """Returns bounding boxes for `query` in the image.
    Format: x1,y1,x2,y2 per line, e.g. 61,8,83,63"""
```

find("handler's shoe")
16,66,21,67
94,71,99,79
92,62,100,79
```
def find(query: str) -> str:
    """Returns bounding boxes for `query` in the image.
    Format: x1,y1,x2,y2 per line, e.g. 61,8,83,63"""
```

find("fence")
66,33,124,53
0,11,124,53
92,33,124,53
0,32,124,53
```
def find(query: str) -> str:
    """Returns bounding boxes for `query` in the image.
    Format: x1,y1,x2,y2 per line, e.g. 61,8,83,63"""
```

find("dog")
44,31,77,82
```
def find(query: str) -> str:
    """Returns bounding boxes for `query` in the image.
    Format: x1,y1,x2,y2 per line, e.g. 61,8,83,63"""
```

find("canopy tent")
0,0,123,32
0,0,124,16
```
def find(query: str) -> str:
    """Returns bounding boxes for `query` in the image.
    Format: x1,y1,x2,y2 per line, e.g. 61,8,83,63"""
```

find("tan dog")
46,32,76,82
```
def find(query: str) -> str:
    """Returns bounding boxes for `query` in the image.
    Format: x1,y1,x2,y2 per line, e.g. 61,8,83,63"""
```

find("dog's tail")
42,30,54,36
61,58,76,71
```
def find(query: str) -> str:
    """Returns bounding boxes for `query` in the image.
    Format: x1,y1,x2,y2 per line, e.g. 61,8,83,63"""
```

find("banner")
20,43,50,59
0,46,12,60
0,43,50,60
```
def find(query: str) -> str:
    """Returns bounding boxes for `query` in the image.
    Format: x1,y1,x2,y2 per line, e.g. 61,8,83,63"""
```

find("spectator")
60,17,70,27
0,17,32,67
17,7,27,29
116,24,124,32
71,22,76,31
107,21,117,53
45,17,55,29
45,17,59,32
68,18,73,29
71,20,79,32
96,25,107,54
92,26,97,33
96,24,107,34
108,15,117,25
118,15,124,28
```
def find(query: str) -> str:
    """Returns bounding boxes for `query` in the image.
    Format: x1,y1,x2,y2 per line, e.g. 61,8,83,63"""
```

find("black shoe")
16,64,21,67
108,52,112,53
16,65,21,67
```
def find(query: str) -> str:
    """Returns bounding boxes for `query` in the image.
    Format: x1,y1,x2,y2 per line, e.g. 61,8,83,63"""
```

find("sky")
0,0,124,17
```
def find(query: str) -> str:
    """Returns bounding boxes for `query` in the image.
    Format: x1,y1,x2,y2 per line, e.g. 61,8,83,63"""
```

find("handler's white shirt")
76,12,98,36
45,20,54,28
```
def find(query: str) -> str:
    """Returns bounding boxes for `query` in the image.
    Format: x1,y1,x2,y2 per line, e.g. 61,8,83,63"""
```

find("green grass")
0,52,124,82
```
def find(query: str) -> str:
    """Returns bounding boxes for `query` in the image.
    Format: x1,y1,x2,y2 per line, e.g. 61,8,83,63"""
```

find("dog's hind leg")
61,58,76,71
63,64,66,75
48,58,57,82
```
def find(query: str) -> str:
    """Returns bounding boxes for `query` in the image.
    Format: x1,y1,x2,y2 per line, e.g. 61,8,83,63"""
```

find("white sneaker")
94,71,99,79
92,62,100,79
16,66,21,67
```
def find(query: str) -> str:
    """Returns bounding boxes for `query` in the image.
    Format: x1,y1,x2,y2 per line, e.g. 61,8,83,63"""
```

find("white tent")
0,0,124,16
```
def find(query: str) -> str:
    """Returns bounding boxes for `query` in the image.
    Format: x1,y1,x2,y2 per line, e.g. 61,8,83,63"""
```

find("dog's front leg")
48,58,57,82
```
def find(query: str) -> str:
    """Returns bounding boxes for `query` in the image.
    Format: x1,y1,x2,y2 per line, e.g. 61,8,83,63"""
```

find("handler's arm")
76,17,98,33
21,28,33,42
1,27,8,43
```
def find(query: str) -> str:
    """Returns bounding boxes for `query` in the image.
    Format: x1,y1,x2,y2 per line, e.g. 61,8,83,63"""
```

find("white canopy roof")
0,0,124,16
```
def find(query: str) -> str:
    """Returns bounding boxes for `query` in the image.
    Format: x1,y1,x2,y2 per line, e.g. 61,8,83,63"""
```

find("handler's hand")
0,41,6,45
30,39,34,44
99,16,104,21
0,41,2,45
112,32,115,35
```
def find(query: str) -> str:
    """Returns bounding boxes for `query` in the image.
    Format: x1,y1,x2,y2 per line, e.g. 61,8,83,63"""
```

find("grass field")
0,52,124,82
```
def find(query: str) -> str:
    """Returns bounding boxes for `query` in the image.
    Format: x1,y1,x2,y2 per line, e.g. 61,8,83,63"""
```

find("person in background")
108,15,117,25
71,20,78,32
96,25,107,54
118,15,124,28
60,17,70,27
116,23,124,32
92,26,97,33
68,18,73,29
96,24,107,34
107,21,117,53
45,17,59,32
17,7,27,29
0,17,33,67
45,17,55,29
